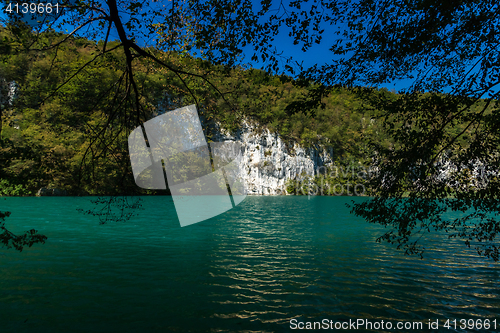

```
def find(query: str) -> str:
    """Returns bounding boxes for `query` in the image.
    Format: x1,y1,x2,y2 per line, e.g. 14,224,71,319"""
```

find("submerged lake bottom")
1,196,499,332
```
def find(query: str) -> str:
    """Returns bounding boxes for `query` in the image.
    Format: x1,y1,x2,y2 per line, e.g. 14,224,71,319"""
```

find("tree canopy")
315,0,500,260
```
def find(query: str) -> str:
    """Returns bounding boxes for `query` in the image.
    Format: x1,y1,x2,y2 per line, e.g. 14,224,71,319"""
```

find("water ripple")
1,196,500,332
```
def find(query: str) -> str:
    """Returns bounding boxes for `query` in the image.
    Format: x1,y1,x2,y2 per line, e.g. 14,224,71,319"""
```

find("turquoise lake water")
1,196,499,332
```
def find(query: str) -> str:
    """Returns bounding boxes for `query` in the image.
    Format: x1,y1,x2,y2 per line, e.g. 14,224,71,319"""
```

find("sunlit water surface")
1,196,499,332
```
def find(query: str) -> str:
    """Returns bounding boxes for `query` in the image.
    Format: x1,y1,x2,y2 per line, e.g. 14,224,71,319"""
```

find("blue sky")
0,1,410,91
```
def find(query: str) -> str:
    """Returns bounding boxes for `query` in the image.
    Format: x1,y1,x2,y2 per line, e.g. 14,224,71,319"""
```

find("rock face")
0,79,18,106
211,121,334,195
36,188,68,196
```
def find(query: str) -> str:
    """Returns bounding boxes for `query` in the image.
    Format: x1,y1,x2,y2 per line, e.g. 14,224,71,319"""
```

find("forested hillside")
0,26,393,195
1,0,499,260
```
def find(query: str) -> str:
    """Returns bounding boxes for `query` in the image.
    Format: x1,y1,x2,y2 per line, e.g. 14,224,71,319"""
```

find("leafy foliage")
76,196,144,225
337,1,500,261
0,211,47,251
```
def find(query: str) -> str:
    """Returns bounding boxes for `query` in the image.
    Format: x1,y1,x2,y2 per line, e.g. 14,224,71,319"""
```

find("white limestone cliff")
210,120,334,195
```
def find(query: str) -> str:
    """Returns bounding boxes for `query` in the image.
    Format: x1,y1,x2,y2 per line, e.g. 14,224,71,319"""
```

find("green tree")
1,211,47,251
311,0,500,260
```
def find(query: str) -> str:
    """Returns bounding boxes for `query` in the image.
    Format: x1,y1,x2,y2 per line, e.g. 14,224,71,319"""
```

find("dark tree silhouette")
1,211,47,251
